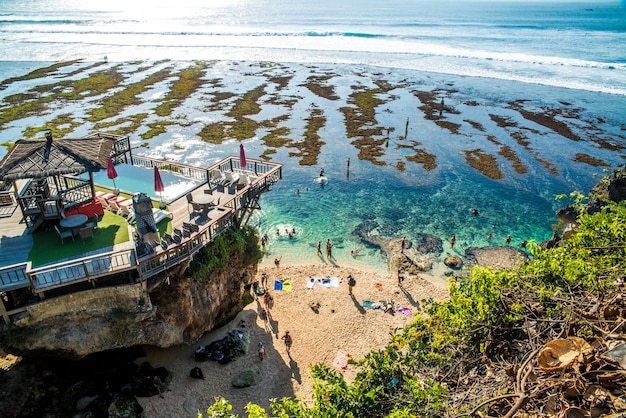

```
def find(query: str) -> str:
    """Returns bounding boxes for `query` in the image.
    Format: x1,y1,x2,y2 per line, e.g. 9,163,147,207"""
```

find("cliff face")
7,251,257,359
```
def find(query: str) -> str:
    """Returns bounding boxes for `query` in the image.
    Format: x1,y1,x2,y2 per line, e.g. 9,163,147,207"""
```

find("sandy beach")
136,263,450,417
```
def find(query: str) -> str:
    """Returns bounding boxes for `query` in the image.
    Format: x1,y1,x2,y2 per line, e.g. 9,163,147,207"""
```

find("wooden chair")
54,225,74,244
79,227,94,245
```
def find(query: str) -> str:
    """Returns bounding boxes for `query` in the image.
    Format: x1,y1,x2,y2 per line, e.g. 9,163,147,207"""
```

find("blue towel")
274,280,283,291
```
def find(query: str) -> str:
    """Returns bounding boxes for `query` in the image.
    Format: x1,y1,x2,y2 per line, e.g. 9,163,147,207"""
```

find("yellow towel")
282,279,292,293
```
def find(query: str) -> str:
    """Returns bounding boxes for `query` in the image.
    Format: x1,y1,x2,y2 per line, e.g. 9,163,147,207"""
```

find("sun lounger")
152,208,172,224
307,277,317,289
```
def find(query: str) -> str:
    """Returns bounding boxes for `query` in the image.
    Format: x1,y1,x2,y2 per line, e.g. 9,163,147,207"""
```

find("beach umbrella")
154,166,165,204
239,143,247,169
106,158,118,192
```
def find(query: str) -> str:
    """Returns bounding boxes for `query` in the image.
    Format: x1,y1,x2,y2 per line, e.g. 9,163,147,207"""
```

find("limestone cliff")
5,251,257,360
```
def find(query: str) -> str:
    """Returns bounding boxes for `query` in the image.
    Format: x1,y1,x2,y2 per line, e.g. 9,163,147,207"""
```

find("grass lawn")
29,211,131,267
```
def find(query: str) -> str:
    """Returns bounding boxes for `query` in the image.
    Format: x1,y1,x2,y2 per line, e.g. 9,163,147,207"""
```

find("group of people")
316,239,334,260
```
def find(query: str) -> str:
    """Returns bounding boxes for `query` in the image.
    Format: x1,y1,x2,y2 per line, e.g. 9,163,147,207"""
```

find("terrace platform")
0,154,282,325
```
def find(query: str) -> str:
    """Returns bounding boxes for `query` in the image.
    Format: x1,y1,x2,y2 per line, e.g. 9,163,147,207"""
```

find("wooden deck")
0,156,282,324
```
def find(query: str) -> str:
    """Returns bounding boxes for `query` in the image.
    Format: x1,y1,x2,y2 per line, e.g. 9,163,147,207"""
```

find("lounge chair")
152,208,172,224
54,225,74,244
119,204,135,223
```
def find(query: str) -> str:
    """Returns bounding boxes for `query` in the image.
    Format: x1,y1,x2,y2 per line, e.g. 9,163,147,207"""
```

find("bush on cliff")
189,225,262,280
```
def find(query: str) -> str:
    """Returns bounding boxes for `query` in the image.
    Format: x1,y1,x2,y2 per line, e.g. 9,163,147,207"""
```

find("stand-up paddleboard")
315,176,328,185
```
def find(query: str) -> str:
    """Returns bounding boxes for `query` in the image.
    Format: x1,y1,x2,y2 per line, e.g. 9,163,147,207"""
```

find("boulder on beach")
465,246,528,270
232,366,262,388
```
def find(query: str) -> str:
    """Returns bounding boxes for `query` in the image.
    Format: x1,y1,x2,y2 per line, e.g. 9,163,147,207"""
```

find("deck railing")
137,208,235,279
130,155,209,182
0,262,32,291
28,249,137,294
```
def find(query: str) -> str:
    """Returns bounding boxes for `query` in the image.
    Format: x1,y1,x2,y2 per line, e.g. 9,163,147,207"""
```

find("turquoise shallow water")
253,155,572,273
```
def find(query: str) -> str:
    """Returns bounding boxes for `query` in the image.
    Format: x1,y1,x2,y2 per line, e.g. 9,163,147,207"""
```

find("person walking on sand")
264,291,273,310
261,272,268,290
450,234,456,249
282,331,293,355
397,267,405,287
347,275,356,295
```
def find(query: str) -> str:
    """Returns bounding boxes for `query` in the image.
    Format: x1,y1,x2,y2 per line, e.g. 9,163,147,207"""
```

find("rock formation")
3,251,257,360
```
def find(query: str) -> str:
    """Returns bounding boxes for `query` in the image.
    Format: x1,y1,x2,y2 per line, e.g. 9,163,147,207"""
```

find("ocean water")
1,0,625,273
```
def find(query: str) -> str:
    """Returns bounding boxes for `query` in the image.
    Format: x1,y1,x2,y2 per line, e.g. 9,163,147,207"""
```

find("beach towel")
395,306,412,315
282,279,292,293
329,276,340,288
307,277,317,289
363,300,375,309
274,280,283,291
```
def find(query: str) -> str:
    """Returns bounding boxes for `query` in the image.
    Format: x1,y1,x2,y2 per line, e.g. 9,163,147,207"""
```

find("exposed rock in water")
465,246,528,270
353,221,443,275
444,255,464,269
541,231,561,250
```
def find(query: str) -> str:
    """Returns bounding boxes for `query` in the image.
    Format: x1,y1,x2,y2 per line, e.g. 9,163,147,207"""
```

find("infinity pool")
88,164,203,203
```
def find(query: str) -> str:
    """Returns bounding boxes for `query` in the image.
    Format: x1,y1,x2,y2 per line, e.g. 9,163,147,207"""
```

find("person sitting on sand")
274,257,281,267
384,300,394,314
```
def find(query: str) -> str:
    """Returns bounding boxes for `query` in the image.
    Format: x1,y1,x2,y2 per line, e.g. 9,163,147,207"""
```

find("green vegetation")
199,195,626,417
188,226,262,280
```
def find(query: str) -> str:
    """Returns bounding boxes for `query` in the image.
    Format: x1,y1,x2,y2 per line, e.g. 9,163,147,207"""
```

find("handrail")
130,155,209,182
0,262,32,291
29,249,137,293
137,208,235,279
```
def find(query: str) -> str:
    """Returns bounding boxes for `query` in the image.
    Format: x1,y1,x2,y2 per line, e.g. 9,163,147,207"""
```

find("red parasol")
239,143,247,169
106,158,118,192
154,166,165,204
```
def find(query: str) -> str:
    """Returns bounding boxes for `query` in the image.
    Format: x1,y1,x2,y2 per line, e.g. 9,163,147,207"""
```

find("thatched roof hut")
0,132,115,181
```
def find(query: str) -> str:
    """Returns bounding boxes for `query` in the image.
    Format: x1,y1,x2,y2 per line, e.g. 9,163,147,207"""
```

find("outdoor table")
60,214,88,235
192,194,215,214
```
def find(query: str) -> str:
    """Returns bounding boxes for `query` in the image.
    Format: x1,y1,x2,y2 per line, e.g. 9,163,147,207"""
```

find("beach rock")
414,234,443,254
444,255,463,269
108,395,146,418
465,246,528,270
231,366,262,388
354,221,442,274
541,230,561,249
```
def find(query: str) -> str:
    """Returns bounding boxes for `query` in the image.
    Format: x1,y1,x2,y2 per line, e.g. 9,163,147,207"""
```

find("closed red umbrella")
106,158,118,192
154,166,164,204
239,144,247,169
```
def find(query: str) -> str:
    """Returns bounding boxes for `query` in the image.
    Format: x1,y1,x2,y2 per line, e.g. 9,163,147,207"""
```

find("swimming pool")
87,164,203,203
